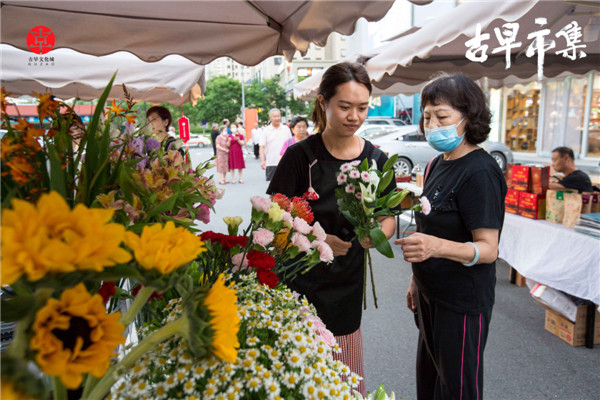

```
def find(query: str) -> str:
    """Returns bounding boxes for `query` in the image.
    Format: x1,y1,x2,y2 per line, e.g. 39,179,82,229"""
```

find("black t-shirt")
414,149,507,314
558,170,593,193
266,133,396,335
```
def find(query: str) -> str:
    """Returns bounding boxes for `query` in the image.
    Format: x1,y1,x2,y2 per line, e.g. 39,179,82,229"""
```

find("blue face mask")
424,118,465,153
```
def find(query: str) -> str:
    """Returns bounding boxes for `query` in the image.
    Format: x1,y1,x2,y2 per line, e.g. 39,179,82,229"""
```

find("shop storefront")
497,72,600,165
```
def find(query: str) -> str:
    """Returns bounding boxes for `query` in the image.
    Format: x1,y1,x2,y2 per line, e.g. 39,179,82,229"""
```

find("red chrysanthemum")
272,193,291,212
257,268,279,288
247,250,275,270
200,231,249,251
289,196,314,224
131,285,163,301
98,281,116,304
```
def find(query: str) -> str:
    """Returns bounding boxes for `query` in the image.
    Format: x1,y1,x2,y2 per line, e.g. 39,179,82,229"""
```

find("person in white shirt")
251,122,261,159
259,108,292,181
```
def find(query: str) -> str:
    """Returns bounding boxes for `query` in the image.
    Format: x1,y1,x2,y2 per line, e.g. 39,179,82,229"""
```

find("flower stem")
119,285,154,326
52,377,67,400
367,249,378,308
6,288,52,359
363,250,367,310
86,317,187,400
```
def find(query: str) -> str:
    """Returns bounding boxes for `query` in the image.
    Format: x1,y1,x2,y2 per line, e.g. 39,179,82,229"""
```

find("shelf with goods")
505,90,540,152
587,90,600,157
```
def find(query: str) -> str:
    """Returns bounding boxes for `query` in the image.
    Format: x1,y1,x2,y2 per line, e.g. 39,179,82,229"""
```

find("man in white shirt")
260,108,292,181
251,122,261,159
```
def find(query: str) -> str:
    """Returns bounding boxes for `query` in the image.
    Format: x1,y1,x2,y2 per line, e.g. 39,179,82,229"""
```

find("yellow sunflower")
0,380,38,400
124,221,205,275
30,283,126,389
1,191,131,285
203,274,240,363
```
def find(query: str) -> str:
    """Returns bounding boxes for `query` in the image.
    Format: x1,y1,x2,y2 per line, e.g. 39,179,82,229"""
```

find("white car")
186,133,211,147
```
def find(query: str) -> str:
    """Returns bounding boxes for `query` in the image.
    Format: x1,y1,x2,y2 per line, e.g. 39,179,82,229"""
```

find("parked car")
186,133,211,147
364,117,408,127
354,124,402,141
371,125,513,175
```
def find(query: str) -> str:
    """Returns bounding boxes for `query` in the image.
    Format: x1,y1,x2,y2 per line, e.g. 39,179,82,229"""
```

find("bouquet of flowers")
108,273,361,400
334,156,410,308
354,383,397,400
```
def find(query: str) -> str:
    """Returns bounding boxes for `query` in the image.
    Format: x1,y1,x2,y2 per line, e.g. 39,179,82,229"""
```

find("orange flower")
273,228,292,253
272,193,291,211
105,99,125,116
5,156,35,184
33,91,60,122
289,196,314,224
125,114,137,124
0,139,22,161
1,87,12,113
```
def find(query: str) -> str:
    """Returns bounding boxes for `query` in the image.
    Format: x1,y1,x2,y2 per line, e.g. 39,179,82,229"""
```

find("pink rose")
292,217,312,235
291,232,312,253
312,241,334,263
337,173,347,185
349,170,360,179
250,196,271,212
231,253,248,272
311,221,327,242
420,196,431,215
252,228,274,247
345,184,355,193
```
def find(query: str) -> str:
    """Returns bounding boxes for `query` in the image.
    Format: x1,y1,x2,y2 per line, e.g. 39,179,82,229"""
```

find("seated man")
549,146,593,193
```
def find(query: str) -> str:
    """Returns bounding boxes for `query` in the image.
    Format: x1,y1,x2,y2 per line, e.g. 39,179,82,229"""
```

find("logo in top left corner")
26,26,55,55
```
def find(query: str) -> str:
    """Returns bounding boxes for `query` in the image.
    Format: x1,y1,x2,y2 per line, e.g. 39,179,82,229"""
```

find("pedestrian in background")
259,108,291,181
228,122,246,183
215,125,230,185
279,116,308,159
210,123,219,156
252,122,261,159
395,73,507,400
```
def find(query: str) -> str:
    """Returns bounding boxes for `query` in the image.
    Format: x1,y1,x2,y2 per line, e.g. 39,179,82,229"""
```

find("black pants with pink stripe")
416,291,492,400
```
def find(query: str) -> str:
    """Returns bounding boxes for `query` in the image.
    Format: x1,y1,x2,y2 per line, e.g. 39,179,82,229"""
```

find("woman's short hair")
312,62,372,134
146,106,172,129
419,73,491,145
289,116,308,130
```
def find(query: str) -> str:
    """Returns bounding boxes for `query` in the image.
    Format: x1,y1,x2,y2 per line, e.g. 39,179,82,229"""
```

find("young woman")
279,116,309,159
215,125,230,185
266,62,397,396
395,73,507,400
228,123,246,183
145,106,191,169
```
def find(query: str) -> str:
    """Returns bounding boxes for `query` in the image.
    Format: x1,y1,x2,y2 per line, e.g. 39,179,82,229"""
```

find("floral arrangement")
335,156,409,308
354,384,397,400
108,273,361,400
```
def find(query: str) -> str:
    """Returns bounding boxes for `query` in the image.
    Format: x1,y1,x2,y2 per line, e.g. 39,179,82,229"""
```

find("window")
274,57,282,65
586,74,600,158
504,83,540,153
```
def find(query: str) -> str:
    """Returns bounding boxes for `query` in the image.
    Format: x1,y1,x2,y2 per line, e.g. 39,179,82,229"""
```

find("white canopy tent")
1,44,205,105
294,0,600,99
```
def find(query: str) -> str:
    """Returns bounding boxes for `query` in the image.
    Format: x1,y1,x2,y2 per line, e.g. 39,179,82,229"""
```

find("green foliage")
196,76,242,124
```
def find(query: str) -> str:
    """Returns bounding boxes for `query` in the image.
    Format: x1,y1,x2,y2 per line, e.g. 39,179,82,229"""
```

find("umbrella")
1,44,205,105
294,0,600,98
1,1,400,65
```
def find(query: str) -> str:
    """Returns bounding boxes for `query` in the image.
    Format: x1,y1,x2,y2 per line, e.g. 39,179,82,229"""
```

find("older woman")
279,116,308,159
215,125,231,185
395,73,507,400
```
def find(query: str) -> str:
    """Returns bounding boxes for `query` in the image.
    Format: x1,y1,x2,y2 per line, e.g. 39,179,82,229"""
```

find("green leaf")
382,154,399,173
146,194,179,219
46,143,68,198
377,169,394,193
359,157,369,171
369,227,394,258
1,295,36,322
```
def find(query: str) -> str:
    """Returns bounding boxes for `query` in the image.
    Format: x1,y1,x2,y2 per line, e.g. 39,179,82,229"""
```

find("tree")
245,77,288,125
196,76,242,126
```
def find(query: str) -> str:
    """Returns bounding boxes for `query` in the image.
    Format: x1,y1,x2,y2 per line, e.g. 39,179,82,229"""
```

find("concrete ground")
190,146,600,400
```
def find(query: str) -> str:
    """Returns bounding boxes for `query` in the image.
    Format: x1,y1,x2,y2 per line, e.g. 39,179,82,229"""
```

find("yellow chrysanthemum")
124,221,205,274
0,380,38,400
1,191,132,285
30,283,126,389
203,274,240,363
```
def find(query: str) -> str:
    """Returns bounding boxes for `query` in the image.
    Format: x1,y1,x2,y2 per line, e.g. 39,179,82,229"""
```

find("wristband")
463,241,479,267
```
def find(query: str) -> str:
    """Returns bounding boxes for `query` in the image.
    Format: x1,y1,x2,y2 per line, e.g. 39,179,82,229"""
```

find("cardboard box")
512,165,531,191
505,163,513,189
505,189,520,214
530,283,578,321
544,306,600,347
508,266,526,287
519,192,545,219
530,166,549,195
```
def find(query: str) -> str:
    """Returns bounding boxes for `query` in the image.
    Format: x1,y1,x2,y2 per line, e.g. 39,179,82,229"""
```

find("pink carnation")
250,196,271,212
291,232,312,253
361,171,370,182
349,170,360,179
231,253,248,272
337,173,347,185
252,228,274,247
420,196,431,215
318,326,337,347
292,217,312,235
340,163,353,173
350,160,361,166
355,192,362,200
311,221,327,242
345,184,355,193
312,240,334,263
282,211,293,225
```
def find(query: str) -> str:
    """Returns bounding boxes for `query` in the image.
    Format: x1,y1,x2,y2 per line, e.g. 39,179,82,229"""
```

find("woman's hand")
394,233,439,263
359,236,374,249
325,234,352,256
406,274,418,312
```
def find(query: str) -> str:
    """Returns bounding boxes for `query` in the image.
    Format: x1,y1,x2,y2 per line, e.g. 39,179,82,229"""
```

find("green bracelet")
463,241,480,267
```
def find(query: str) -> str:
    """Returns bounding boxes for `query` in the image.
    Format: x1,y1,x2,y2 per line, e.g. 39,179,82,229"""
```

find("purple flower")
130,137,144,155
145,137,160,152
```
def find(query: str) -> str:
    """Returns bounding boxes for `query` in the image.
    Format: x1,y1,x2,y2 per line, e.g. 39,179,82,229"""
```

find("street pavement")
189,145,600,400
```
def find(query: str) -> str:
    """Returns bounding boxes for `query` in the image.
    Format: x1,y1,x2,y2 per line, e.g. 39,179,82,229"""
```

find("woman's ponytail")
311,98,327,134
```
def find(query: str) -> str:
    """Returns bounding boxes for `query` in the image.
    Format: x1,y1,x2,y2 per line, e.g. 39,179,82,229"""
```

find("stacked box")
505,189,520,214
545,306,600,347
505,163,513,188
519,192,545,219
530,166,549,195
512,165,531,191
